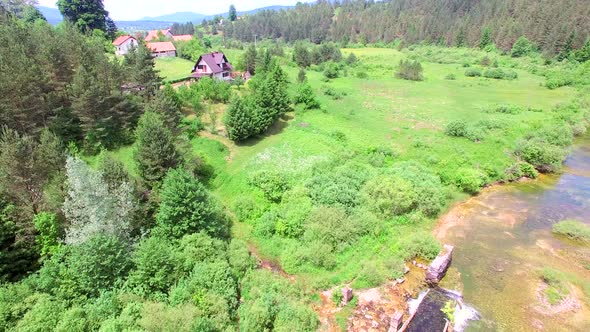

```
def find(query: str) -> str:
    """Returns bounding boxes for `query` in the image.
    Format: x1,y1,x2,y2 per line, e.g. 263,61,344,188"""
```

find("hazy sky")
37,0,307,20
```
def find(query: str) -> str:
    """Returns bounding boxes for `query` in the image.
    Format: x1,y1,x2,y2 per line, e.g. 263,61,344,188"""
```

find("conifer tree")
134,112,179,187
225,97,256,141
479,27,493,49
455,28,466,47
558,32,575,61
145,84,183,132
229,4,237,22
242,43,258,74
574,39,590,62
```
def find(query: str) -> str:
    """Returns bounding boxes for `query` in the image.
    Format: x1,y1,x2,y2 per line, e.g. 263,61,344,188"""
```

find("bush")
323,62,340,79
485,104,522,114
396,59,424,81
483,68,506,79
397,232,441,261
294,83,320,110
445,120,468,137
355,71,368,79
180,117,203,140
192,77,232,103
389,162,447,217
511,36,535,57
552,220,590,242
248,170,291,203
453,168,487,193
464,68,482,77
445,73,456,80
321,86,345,100
515,138,566,173
306,164,370,209
156,168,227,239
303,206,367,252
538,124,573,147
504,70,518,80
545,77,574,89
504,162,538,181
361,175,417,218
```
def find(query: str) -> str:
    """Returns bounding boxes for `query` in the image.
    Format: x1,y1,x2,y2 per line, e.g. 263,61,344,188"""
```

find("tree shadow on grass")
236,112,295,147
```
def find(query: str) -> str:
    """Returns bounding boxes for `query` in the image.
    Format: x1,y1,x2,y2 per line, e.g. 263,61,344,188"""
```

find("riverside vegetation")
1,0,590,331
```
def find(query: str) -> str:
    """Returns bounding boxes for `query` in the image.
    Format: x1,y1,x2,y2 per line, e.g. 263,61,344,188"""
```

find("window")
223,72,229,77
197,65,206,72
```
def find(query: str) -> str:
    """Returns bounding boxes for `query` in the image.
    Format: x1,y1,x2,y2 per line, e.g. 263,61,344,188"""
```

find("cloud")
37,0,306,21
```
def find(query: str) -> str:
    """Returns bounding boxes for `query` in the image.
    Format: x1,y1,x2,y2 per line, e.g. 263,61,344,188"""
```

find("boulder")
341,287,353,306
426,244,454,285
387,311,403,332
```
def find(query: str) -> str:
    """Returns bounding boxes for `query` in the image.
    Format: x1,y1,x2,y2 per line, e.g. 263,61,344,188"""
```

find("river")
436,136,590,331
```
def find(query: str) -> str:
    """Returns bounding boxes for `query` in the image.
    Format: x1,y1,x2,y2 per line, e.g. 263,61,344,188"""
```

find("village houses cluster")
113,29,244,82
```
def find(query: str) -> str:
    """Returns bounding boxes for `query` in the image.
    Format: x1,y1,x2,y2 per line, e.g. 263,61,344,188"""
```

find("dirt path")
198,131,237,162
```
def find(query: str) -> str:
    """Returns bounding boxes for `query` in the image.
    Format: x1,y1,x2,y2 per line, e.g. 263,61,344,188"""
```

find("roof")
112,35,135,46
145,29,172,41
172,35,193,41
146,42,176,53
193,52,233,74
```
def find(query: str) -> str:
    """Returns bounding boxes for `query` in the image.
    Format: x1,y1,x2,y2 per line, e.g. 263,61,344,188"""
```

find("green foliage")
445,73,456,80
297,68,307,83
192,76,232,103
445,120,468,137
63,157,133,244
464,67,482,77
123,43,162,99
453,168,487,193
539,268,569,305
396,59,424,81
248,170,291,203
33,212,61,258
57,0,110,32
345,52,358,65
146,84,183,131
504,162,538,181
552,220,590,242
303,206,370,253
362,175,417,217
242,43,258,74
441,300,455,325
573,39,590,63
511,36,535,57
14,294,65,332
515,137,567,173
323,62,340,79
306,164,370,209
156,168,227,239
224,97,258,142
294,83,321,110
293,42,312,68
483,68,514,80
134,112,180,187
479,27,493,49
397,232,441,260
389,162,447,217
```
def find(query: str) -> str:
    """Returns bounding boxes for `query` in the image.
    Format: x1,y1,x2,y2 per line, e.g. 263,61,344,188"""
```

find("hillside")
140,5,294,23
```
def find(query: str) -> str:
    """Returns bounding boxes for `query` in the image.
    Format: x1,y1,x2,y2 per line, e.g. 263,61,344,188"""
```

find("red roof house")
172,35,193,42
146,42,176,57
191,51,234,80
112,35,138,55
145,29,173,41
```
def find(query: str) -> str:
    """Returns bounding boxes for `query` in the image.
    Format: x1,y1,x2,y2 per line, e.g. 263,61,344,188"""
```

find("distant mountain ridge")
140,5,294,23
36,4,294,27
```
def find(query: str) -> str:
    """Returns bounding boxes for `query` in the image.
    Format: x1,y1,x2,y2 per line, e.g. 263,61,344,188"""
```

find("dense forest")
224,0,590,54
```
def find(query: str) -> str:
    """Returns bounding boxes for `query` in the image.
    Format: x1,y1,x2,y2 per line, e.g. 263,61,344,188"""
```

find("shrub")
355,71,368,79
321,86,344,100
156,168,227,239
396,59,424,81
515,138,566,173
445,120,468,137
192,77,232,103
485,104,522,114
504,70,518,80
248,170,291,203
306,164,370,209
511,36,535,57
552,220,590,242
504,162,538,181
389,162,447,217
454,168,487,193
294,83,320,110
303,206,367,252
545,77,574,89
345,53,358,65
323,62,340,79
397,232,441,261
361,175,417,218
233,196,264,223
483,68,506,79
464,68,482,77
445,73,456,80
538,124,573,147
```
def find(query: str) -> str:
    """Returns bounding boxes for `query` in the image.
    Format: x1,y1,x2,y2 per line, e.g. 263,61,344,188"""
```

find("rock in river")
426,244,454,285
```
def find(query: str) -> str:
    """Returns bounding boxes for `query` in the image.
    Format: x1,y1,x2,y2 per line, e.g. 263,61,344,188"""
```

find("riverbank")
433,136,590,331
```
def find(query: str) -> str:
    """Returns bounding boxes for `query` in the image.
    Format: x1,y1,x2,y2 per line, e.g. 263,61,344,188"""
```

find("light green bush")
552,220,590,242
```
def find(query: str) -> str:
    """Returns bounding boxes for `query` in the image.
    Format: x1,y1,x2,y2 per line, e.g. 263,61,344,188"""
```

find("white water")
407,289,429,315
453,302,480,332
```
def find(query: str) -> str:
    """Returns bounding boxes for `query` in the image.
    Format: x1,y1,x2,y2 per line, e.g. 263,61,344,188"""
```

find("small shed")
146,42,177,57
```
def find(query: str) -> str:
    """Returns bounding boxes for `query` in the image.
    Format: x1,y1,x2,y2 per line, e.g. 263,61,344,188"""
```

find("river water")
437,136,590,331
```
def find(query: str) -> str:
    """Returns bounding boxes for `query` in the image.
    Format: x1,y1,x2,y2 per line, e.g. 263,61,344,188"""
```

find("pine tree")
256,49,273,76
145,84,182,132
574,39,590,63
229,4,237,22
455,28,466,47
558,33,575,61
105,17,117,40
130,44,162,99
134,112,179,187
242,43,258,74
225,97,256,141
479,27,493,49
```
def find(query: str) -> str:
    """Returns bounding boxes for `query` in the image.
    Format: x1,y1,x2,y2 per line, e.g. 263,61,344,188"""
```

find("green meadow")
154,56,195,82
129,46,584,291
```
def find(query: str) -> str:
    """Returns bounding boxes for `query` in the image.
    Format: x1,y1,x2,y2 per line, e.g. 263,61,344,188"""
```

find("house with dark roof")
191,51,234,81
146,42,176,57
112,35,138,56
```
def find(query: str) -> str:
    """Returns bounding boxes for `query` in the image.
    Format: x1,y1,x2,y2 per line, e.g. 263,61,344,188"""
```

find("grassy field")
102,46,582,293
154,56,195,82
